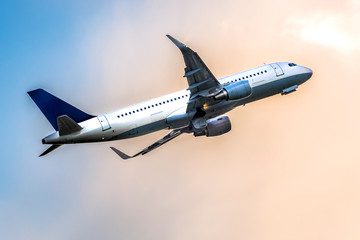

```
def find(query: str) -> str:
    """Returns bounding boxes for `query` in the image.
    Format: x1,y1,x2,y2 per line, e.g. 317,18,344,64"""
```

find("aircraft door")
270,63,284,76
98,115,111,131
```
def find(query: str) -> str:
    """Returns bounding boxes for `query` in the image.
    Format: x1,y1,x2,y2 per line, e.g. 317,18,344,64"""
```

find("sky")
1,0,360,239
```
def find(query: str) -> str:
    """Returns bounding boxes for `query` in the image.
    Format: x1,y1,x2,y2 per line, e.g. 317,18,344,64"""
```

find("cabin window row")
117,94,189,118
225,70,268,84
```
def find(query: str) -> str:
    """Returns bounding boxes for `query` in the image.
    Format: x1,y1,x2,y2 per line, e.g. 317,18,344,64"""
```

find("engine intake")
194,116,231,137
214,81,251,101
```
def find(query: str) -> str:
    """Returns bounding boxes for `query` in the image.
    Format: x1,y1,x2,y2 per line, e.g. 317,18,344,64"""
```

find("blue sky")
0,2,118,238
1,0,360,239
1,1,90,185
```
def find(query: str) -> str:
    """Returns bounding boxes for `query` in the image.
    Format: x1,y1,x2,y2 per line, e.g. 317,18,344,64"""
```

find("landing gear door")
98,115,111,131
270,63,284,76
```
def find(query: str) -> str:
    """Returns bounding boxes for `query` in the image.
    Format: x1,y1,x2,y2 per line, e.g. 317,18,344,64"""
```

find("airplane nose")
303,66,313,80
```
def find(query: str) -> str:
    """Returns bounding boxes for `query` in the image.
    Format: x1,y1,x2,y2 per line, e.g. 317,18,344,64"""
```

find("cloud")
283,2,360,53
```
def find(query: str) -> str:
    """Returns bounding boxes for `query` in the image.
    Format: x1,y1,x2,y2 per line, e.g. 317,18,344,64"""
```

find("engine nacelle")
214,81,251,101
194,116,231,137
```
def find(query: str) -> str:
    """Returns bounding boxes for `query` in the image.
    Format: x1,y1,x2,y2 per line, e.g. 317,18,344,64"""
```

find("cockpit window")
288,63,297,67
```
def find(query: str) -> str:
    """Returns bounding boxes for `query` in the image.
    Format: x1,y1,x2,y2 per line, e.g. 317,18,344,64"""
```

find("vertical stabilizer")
28,89,95,130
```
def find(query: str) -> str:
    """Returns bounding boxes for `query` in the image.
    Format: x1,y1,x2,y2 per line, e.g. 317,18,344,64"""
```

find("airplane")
28,35,313,159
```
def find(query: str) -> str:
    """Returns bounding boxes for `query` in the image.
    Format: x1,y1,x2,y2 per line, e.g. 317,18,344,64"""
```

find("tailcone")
42,132,61,144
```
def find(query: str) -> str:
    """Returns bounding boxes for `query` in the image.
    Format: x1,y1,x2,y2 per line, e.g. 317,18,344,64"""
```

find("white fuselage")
43,62,312,144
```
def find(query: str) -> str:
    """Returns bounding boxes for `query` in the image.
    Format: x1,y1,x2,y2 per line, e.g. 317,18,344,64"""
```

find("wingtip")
110,147,132,160
166,35,187,50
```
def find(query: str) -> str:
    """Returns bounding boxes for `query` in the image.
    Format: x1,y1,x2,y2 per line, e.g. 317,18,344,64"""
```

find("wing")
110,127,190,160
167,35,221,113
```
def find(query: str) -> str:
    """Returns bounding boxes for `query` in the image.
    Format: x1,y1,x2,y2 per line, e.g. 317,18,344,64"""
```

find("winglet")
166,35,187,51
110,147,133,160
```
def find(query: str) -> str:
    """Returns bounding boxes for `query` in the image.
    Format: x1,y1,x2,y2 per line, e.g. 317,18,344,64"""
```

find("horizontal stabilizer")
40,144,62,157
57,115,83,136
28,89,95,130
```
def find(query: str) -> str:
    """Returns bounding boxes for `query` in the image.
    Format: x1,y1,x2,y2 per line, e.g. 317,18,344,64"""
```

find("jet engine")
214,81,251,101
194,116,231,137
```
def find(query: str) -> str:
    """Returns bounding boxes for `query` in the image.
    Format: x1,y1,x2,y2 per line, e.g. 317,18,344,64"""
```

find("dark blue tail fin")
28,88,95,130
